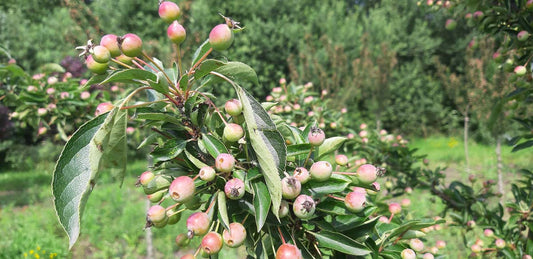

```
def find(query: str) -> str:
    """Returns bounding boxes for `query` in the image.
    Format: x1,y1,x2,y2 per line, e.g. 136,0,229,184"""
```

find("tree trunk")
464,106,470,173
496,135,504,202
145,199,154,259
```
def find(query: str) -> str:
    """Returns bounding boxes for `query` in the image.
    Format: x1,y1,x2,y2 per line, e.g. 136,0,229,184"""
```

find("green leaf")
252,181,271,231
217,191,230,231
304,178,350,196
83,69,157,88
52,104,127,249
136,112,182,125
194,59,224,80
151,139,187,164
201,133,229,158
317,137,347,158
206,62,260,87
81,74,108,89
191,39,211,66
286,144,312,157
147,71,170,94
308,230,370,255
214,72,285,219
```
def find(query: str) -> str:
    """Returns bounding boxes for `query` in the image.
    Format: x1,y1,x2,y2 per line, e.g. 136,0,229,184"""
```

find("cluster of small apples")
462,221,532,258
135,97,386,258
266,79,347,131
83,1,234,75
347,123,408,146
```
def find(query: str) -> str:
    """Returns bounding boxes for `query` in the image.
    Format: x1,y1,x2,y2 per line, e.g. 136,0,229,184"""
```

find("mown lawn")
0,159,243,259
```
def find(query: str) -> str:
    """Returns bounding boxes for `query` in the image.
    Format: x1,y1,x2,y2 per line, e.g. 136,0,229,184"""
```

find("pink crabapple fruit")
344,191,366,213
95,102,114,116
518,30,530,41
120,33,143,57
100,34,121,57
389,203,402,214
146,205,167,224
225,99,243,116
281,176,301,199
167,21,186,45
215,153,235,173
293,167,310,184
223,123,244,142
356,164,378,184
209,24,234,51
85,55,108,75
158,1,181,23
308,127,325,146
168,176,196,203
409,238,424,252
335,154,348,166
201,232,223,255
92,45,111,63
175,233,190,247
279,200,290,218
137,171,155,186
309,161,332,181
225,178,245,200
276,244,303,259
222,222,247,248
186,212,210,237
293,194,316,219
199,166,216,181
401,248,416,259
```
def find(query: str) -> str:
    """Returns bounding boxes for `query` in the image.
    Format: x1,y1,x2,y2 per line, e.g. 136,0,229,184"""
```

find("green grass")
0,160,243,259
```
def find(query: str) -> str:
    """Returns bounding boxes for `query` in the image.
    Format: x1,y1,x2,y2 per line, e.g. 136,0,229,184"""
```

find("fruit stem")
166,202,181,211
134,57,157,72
388,213,395,223
111,58,134,69
277,226,286,244
327,194,344,201
190,90,228,125
176,44,183,78
193,245,202,258
303,146,314,167
188,48,213,77
167,208,186,217
333,171,357,176
163,93,182,107
205,193,218,214
241,214,249,224
131,60,146,70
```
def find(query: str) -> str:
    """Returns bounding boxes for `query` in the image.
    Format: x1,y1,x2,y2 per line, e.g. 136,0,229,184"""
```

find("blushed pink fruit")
445,19,457,30
356,164,378,184
310,161,332,181
281,176,301,199
158,1,181,23
223,123,244,142
276,244,303,259
120,33,143,57
471,244,481,253
308,127,325,146
225,99,243,116
335,154,348,166
422,253,434,259
344,191,366,213
293,194,315,219
410,238,424,252
515,65,527,76
199,166,216,181
401,198,411,207
436,240,446,249
225,178,245,200
279,200,290,218
388,203,401,214
167,21,186,45
137,171,155,186
209,24,234,51
495,239,505,249
483,229,494,237
401,248,416,259
222,222,247,247
86,55,108,75
92,45,111,63
523,255,532,259
293,167,310,184
169,176,196,203
147,205,167,224
100,34,121,57
187,212,210,236
95,102,114,116
201,232,223,255
215,153,235,173
518,30,530,41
